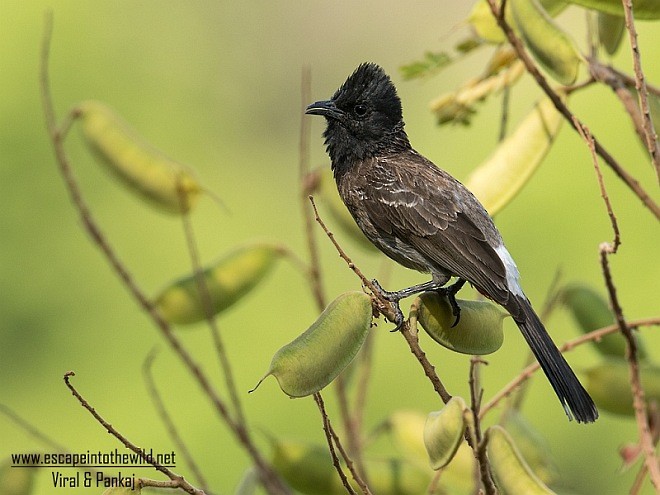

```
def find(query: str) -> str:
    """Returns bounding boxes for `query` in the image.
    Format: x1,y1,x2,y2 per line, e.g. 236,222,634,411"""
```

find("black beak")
305,100,342,119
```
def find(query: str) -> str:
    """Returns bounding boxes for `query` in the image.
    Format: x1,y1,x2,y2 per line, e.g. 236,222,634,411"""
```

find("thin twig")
479,317,660,418
64,371,205,495
573,118,621,251
485,0,660,220
178,189,245,427
40,13,289,494
313,393,358,495
620,0,660,181
143,349,209,492
600,250,660,489
469,358,497,495
299,67,326,310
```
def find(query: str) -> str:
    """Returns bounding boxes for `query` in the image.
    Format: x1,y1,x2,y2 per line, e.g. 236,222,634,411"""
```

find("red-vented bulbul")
306,62,597,423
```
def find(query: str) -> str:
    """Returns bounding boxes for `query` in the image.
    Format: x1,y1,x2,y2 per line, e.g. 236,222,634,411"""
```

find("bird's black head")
306,63,410,174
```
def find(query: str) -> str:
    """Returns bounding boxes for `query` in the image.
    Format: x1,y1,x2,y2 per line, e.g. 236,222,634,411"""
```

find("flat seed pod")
387,410,428,461
77,100,201,214
272,440,430,495
502,410,559,484
155,244,281,324
564,0,660,19
487,425,557,495
316,168,379,253
468,0,568,43
423,396,468,470
584,360,660,416
251,291,372,397
510,0,583,85
466,96,563,216
598,12,626,55
418,292,507,355
101,489,140,495
271,440,342,495
560,283,647,360
0,458,36,495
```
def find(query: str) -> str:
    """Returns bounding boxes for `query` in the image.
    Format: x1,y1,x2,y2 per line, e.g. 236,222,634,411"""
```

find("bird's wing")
358,153,514,306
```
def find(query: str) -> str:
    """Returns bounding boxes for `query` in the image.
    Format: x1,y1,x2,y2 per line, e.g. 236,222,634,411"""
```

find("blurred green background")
1,1,658,494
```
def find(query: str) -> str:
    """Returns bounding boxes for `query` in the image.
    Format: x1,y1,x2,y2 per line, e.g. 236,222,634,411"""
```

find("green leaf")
400,51,453,80
510,0,583,84
466,96,564,216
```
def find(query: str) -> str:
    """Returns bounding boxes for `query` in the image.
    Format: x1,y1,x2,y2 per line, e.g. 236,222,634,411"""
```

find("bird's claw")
370,279,405,331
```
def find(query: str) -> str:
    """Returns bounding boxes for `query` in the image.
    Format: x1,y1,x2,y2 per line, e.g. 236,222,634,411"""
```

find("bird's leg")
440,278,466,327
371,279,448,331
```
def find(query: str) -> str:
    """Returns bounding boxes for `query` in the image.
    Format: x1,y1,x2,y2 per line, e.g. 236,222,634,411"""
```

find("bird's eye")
354,104,367,117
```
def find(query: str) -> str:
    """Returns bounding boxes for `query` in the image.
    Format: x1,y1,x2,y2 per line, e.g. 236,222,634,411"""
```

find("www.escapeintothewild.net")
11,448,176,489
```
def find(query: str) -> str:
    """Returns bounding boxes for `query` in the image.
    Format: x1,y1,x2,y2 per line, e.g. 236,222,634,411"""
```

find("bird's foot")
439,278,466,328
370,279,405,331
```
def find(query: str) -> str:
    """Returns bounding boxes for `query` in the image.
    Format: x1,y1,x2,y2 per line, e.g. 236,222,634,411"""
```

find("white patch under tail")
494,244,524,297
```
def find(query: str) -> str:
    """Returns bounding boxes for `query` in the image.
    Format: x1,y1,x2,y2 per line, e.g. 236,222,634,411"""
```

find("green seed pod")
252,291,372,397
564,0,660,20
510,0,583,85
417,292,507,355
598,12,626,55
101,489,140,495
155,243,281,324
487,425,557,495
424,396,468,470
560,283,647,360
316,168,379,253
272,440,430,495
76,100,201,214
584,360,660,416
466,97,564,217
0,458,36,495
387,410,428,461
502,410,559,485
271,440,341,495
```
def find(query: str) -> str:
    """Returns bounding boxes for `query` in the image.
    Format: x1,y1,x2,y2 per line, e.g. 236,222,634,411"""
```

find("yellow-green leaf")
466,96,564,216
510,0,583,84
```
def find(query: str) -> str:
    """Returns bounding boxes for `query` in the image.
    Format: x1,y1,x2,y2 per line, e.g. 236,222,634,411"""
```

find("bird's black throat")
323,119,411,181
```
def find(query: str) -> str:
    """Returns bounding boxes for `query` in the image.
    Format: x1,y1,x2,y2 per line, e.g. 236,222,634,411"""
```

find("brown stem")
600,249,660,490
620,0,660,181
469,358,497,495
64,371,205,495
313,393,360,495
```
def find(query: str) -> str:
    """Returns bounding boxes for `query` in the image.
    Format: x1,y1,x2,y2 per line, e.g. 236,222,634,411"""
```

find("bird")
305,62,598,423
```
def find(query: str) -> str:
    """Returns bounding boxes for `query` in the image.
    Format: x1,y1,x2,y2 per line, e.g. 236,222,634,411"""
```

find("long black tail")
514,296,598,423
